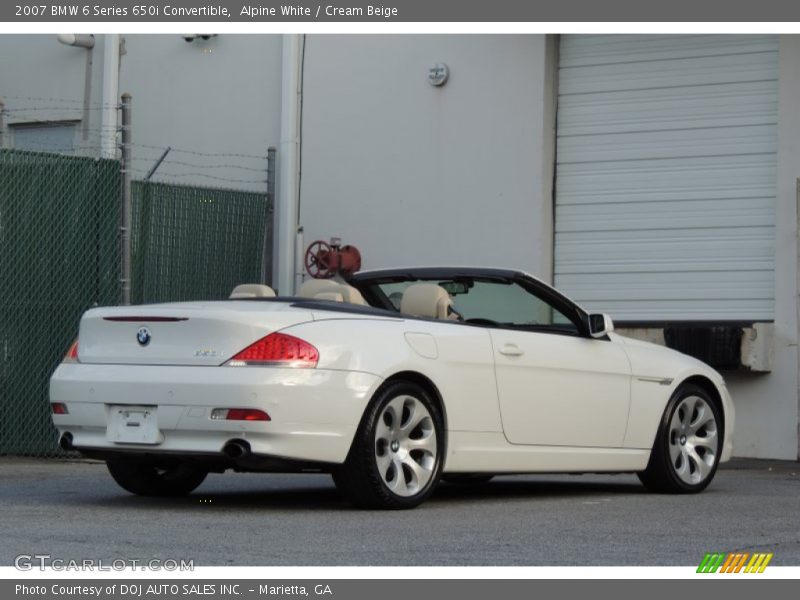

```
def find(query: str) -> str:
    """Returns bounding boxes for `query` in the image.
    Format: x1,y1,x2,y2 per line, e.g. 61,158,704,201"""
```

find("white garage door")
554,35,778,321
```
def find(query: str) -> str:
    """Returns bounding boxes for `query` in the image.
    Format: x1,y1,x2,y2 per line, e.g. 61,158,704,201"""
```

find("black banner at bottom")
3,579,798,600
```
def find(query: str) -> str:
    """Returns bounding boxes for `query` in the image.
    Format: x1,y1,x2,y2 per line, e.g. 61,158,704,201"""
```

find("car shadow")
85,475,647,512
431,477,645,504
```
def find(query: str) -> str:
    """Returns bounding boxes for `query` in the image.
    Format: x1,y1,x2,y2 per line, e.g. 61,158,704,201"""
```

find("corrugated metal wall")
554,35,779,321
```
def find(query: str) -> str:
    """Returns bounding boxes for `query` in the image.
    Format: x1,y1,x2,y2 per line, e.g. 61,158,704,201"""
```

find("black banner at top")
3,0,800,22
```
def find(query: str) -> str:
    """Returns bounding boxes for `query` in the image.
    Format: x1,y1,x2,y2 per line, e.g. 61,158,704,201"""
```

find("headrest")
297,279,367,306
229,284,276,299
400,283,456,320
297,279,339,298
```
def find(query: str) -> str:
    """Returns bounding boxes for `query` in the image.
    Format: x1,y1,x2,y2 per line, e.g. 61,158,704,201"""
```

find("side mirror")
588,313,614,339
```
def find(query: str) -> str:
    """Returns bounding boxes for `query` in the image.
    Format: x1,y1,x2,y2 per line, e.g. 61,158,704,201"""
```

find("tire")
638,383,722,494
333,380,444,509
442,474,494,484
106,459,208,497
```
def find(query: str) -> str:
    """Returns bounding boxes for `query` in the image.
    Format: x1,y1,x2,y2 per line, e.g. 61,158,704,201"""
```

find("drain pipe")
56,35,95,143
100,34,120,159
275,34,303,296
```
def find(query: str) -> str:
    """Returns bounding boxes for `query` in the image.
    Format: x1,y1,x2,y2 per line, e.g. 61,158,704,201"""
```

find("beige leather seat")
400,283,459,320
229,284,276,299
297,279,367,306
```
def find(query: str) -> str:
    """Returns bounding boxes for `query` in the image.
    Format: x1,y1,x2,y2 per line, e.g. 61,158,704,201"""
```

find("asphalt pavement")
0,457,798,566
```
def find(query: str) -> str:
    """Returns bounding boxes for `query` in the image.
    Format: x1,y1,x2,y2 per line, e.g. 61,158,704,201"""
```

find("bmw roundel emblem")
136,326,151,347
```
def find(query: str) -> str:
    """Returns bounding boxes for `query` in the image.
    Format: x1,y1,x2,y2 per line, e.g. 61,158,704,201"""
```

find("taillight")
63,340,79,363
211,408,270,421
51,403,69,415
227,332,318,368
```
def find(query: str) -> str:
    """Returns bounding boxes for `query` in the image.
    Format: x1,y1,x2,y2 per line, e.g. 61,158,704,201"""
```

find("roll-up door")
554,35,778,321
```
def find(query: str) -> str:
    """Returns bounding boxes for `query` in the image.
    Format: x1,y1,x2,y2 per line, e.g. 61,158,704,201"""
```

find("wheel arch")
678,374,725,435
381,371,449,434
348,370,449,459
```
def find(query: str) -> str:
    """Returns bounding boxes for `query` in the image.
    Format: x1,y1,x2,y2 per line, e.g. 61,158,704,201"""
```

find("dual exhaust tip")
59,432,251,459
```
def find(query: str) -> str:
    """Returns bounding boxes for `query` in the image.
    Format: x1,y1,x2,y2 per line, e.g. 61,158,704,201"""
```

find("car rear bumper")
50,363,380,465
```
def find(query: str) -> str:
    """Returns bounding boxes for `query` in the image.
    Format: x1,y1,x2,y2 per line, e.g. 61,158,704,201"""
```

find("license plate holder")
107,406,162,445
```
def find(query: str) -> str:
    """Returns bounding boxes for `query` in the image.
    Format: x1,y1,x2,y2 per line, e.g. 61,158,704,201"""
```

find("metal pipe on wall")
274,34,303,296
100,34,120,159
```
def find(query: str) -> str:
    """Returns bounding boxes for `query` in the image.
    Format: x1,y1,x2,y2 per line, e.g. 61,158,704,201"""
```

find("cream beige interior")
229,284,276,299
400,283,458,320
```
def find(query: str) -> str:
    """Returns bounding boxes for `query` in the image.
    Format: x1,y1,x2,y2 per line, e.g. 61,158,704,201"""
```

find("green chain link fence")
0,149,121,455
131,181,271,304
0,150,273,457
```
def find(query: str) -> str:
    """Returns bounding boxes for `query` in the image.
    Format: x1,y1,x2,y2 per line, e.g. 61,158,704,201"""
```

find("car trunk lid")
77,301,315,366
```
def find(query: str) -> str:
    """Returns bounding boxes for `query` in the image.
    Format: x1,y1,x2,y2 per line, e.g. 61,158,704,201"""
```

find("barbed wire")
127,167,268,185
3,103,271,183
129,157,266,172
129,142,268,160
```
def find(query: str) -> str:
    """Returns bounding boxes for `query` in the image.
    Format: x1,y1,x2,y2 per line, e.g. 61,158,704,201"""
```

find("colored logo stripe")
745,553,773,573
697,553,725,573
697,552,773,573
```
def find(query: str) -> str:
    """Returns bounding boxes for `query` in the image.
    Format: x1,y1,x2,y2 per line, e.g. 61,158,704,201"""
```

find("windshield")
363,277,580,333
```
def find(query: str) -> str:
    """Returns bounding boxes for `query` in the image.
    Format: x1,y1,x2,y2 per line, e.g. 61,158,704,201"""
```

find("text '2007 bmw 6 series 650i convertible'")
50,267,733,509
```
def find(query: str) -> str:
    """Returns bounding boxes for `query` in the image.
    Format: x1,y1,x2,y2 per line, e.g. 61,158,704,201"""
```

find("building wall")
0,34,107,151
298,33,799,460
118,34,282,192
0,34,282,191
298,34,556,282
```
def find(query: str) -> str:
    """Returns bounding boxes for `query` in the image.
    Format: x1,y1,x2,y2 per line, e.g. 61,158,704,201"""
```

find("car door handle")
498,344,524,357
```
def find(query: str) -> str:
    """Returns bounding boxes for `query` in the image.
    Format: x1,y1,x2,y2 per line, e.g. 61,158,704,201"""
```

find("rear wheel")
106,459,208,497
638,384,722,493
333,380,444,509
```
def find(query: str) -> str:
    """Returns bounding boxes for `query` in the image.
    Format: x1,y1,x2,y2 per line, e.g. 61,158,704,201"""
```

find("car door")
448,277,632,448
490,328,631,447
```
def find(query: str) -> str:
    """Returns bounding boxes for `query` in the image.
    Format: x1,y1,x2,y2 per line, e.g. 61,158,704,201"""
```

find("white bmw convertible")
50,267,733,509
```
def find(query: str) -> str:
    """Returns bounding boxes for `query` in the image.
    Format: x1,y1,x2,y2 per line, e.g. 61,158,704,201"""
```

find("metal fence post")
120,93,132,305
261,147,277,285
0,98,5,149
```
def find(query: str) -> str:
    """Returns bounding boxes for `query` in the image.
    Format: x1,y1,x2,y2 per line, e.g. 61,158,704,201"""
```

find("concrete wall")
118,34,282,192
0,34,282,191
0,34,107,151
298,34,556,281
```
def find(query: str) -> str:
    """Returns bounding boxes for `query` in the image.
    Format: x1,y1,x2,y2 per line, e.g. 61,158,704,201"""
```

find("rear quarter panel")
280,316,503,433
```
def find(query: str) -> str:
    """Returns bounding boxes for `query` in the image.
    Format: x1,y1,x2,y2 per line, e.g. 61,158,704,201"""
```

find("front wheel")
333,381,444,509
106,459,208,497
638,384,722,493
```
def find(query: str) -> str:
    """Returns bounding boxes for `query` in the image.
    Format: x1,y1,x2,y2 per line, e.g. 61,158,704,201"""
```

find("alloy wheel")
374,395,437,497
668,395,719,485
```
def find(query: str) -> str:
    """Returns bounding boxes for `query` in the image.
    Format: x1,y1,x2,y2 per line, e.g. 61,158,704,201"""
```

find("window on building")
11,121,78,154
